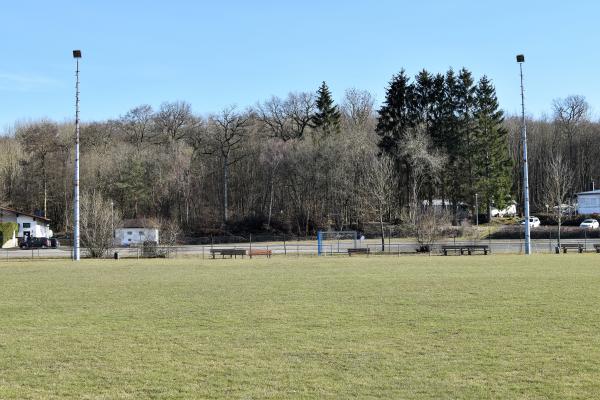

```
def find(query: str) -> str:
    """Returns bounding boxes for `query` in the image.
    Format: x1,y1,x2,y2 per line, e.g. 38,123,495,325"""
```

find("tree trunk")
379,203,385,252
223,155,229,225
557,214,562,248
267,174,274,229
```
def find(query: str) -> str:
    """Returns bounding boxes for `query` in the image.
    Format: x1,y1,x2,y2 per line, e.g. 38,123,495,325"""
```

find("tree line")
0,69,598,239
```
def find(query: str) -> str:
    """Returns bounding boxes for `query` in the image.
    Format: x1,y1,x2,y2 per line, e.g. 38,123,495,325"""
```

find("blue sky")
1,1,599,131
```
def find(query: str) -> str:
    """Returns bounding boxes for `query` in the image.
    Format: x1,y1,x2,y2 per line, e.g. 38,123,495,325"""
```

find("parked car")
19,237,51,249
580,218,599,229
49,238,60,248
520,216,541,228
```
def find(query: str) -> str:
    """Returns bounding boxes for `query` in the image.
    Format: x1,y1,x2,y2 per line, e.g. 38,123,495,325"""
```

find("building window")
23,223,31,228
127,231,132,235
139,231,144,235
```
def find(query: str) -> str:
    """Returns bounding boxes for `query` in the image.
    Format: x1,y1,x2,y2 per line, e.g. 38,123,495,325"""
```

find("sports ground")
1,255,600,399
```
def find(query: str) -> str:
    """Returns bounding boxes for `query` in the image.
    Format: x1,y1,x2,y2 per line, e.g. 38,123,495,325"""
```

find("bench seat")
210,249,247,258
441,245,489,256
348,248,370,256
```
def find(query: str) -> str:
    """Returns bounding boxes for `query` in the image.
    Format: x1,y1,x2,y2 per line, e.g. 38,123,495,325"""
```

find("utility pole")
517,54,531,255
73,50,82,261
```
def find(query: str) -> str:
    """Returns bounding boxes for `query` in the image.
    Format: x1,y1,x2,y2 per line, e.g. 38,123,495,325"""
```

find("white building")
576,190,600,214
115,219,159,246
0,206,53,248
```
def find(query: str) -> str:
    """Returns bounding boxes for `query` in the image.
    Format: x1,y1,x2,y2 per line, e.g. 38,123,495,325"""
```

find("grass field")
1,255,600,399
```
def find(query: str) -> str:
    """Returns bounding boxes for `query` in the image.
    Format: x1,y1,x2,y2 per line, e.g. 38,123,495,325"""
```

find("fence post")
249,234,252,259
283,234,287,256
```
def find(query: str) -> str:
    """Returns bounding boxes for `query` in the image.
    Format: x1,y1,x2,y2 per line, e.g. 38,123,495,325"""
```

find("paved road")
2,238,599,260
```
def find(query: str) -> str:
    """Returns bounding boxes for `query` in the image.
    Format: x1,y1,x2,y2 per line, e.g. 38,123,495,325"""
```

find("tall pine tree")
455,68,477,204
376,70,416,155
311,81,341,137
472,76,512,218
376,70,417,207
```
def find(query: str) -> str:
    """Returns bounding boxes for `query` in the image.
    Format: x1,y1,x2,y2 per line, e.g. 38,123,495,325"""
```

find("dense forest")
0,68,597,238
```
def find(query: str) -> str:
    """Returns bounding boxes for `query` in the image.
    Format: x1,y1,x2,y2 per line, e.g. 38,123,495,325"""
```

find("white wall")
16,216,52,238
115,228,159,246
578,195,600,214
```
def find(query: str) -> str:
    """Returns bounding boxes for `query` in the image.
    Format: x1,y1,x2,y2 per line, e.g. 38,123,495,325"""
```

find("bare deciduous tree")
541,155,573,248
286,92,315,140
414,207,451,251
119,104,154,148
160,218,181,247
366,154,395,251
80,191,120,258
341,88,375,130
207,107,250,225
16,121,60,217
255,92,315,141
152,101,194,145
399,126,446,224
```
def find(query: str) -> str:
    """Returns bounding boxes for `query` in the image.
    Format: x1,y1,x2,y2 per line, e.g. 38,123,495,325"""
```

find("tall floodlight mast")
73,50,82,261
517,54,531,255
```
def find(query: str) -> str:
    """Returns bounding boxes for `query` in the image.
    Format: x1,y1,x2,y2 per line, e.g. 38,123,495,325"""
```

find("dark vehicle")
49,238,60,248
19,237,51,249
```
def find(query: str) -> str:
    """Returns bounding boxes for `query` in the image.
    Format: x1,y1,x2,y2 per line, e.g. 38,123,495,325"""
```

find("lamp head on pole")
516,54,525,63
73,50,82,58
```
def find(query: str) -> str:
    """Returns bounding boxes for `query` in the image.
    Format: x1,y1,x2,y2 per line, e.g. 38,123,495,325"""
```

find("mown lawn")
1,255,600,399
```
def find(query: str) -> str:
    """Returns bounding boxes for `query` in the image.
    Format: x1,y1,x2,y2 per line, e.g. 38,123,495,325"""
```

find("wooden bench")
210,248,247,259
556,243,584,253
249,249,272,258
348,248,370,256
441,245,490,256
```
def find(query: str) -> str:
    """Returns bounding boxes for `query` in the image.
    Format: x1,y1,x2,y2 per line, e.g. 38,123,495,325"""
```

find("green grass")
1,255,600,399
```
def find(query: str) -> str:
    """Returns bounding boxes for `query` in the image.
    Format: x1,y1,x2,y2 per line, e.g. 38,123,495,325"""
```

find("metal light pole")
517,54,531,255
73,50,82,261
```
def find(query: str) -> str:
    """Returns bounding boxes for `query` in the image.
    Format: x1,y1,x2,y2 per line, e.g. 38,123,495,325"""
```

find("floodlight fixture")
73,50,82,58
516,54,525,63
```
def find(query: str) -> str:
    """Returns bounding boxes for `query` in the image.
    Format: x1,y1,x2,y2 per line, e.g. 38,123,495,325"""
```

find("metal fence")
2,237,600,261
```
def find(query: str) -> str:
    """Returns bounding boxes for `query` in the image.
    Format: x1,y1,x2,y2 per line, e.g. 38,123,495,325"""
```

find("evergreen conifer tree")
455,68,477,202
311,81,341,137
472,76,512,219
376,70,416,155
438,69,463,212
376,70,417,207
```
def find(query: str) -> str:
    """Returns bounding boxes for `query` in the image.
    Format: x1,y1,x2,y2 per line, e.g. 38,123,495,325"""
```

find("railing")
2,238,600,261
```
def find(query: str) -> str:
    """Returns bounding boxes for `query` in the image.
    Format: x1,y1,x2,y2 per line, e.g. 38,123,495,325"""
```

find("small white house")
576,190,600,214
0,206,53,248
115,219,159,246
